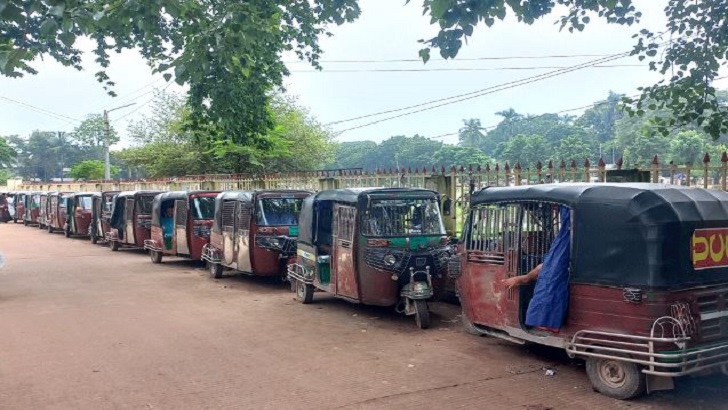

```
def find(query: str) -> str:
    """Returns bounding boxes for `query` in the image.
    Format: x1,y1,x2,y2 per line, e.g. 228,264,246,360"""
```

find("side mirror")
448,237,459,246
443,197,452,216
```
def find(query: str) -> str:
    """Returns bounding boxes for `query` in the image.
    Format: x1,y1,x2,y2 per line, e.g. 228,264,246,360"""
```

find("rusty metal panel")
333,204,358,299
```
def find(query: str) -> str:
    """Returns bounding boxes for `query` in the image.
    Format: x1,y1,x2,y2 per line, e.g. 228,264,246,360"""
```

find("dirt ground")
0,223,725,409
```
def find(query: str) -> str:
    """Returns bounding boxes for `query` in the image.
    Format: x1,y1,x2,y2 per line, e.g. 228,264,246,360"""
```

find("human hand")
501,276,521,290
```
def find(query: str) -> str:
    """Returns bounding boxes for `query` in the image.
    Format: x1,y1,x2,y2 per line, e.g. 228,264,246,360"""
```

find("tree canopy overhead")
416,0,728,138
1,0,360,142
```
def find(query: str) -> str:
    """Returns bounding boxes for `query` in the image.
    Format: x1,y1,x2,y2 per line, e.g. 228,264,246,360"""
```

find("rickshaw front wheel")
150,250,163,264
22,220,27,226
586,357,646,400
208,262,223,279
295,280,314,304
47,225,54,233
64,228,71,238
109,240,119,251
414,300,430,329
90,233,98,244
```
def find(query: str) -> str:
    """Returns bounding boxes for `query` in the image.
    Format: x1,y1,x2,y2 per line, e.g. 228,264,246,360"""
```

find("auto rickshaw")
287,188,452,329
203,190,312,279
38,192,49,228
64,192,95,238
144,191,220,263
107,190,163,251
11,192,25,224
46,192,73,233
23,192,42,226
450,183,728,399
89,191,120,244
0,192,11,223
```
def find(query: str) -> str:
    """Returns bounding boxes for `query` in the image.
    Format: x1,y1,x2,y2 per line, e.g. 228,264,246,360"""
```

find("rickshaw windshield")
256,198,303,226
191,197,215,219
77,196,93,210
363,197,445,237
136,196,154,214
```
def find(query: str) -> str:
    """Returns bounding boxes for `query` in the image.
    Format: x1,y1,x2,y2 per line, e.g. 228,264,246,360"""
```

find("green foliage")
499,134,551,168
575,92,624,143
413,0,728,139
70,114,118,160
0,136,17,168
431,145,491,168
668,131,711,166
622,132,670,167
0,0,360,145
553,134,597,165
458,119,485,148
68,160,118,180
117,92,334,177
0,169,9,185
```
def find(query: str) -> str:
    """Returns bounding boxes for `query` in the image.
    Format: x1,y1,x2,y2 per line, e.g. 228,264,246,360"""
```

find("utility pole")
103,103,136,180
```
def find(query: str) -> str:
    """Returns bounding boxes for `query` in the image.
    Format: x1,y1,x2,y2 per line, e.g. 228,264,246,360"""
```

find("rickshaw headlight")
383,254,397,266
269,238,281,248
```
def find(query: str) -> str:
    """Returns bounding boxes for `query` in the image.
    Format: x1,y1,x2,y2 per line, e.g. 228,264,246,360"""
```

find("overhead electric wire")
112,82,173,123
331,52,635,134
0,96,82,125
425,74,728,141
326,49,641,129
291,64,643,73
283,53,616,64
103,77,165,109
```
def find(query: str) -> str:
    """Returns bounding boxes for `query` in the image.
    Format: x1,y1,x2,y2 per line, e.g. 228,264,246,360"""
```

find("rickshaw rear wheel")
295,280,314,304
90,234,98,244
209,262,223,279
586,357,645,400
109,240,119,251
47,225,54,233
150,250,163,264
414,300,430,329
23,220,27,226
64,227,71,238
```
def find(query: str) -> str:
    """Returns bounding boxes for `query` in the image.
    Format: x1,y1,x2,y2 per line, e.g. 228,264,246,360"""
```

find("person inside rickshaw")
502,205,571,332
161,203,174,249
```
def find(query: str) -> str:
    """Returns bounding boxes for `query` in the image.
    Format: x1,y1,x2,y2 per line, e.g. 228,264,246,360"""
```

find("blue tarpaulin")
525,206,571,329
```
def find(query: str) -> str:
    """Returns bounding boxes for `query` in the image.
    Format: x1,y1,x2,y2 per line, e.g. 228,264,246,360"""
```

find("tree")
329,141,379,170
432,145,492,167
69,160,119,180
127,90,188,145
0,136,17,168
553,134,596,164
576,92,625,143
1,1,360,146
458,119,485,148
499,134,550,168
669,131,710,166
70,114,118,160
415,1,728,139
622,132,670,167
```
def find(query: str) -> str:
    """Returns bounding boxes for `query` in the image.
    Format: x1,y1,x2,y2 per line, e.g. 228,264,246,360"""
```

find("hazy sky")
2,0,726,148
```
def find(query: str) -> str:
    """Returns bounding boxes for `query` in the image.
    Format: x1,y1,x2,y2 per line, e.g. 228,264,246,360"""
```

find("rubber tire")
23,220,27,226
586,357,646,400
209,262,223,279
414,299,431,329
90,233,98,244
295,279,314,304
47,224,54,233
64,228,71,238
109,240,119,251
150,250,163,264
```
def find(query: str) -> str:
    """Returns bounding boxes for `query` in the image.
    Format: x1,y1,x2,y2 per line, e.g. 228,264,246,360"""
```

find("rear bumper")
200,244,222,264
566,316,728,377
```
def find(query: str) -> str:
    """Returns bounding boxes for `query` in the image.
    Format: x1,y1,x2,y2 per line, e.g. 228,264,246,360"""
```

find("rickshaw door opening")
175,200,189,255
333,204,358,299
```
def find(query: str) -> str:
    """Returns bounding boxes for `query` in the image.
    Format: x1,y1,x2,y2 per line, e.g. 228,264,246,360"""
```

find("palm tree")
458,119,485,148
495,108,522,140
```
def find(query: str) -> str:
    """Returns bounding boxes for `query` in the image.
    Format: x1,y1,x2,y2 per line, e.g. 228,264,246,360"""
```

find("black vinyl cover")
109,191,162,229
471,183,728,289
211,191,254,233
297,187,441,246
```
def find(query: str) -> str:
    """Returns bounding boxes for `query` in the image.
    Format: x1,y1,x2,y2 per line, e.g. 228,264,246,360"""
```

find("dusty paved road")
0,223,725,409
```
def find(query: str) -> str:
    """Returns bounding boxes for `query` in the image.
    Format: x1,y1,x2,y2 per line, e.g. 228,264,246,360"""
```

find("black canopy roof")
151,191,220,226
471,183,728,289
110,190,163,229
297,187,441,245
